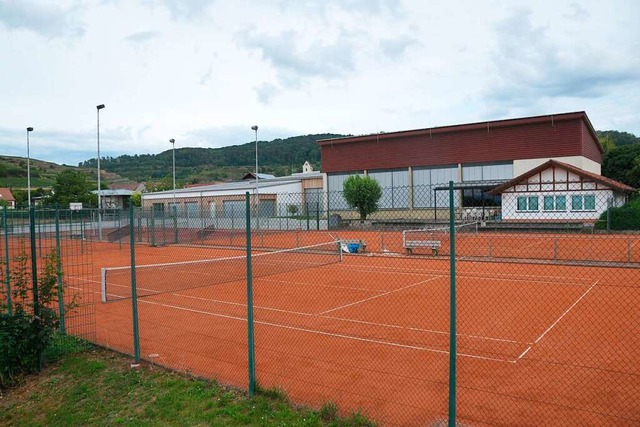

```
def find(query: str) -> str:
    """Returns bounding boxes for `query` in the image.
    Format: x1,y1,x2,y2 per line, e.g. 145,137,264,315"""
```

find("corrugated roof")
318,111,602,154
145,172,324,197
93,189,134,196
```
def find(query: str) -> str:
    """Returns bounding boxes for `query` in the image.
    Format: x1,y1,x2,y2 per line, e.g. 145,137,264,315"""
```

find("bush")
0,248,63,389
595,197,640,230
0,310,55,388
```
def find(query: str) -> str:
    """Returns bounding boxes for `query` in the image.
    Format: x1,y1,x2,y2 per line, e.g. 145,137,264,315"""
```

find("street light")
96,104,105,240
26,127,34,208
251,125,259,227
170,139,176,208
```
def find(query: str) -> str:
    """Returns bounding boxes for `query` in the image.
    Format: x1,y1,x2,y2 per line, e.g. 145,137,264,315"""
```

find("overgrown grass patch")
0,346,376,426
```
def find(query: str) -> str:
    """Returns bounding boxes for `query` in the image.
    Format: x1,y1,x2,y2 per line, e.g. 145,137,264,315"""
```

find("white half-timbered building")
487,160,635,222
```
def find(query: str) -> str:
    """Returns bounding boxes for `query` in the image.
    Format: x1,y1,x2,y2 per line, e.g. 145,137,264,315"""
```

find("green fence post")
306,202,310,230
246,192,256,396
150,211,156,247
3,206,11,315
55,208,65,333
129,204,141,364
448,180,457,427
316,201,320,231
29,206,42,370
80,216,85,254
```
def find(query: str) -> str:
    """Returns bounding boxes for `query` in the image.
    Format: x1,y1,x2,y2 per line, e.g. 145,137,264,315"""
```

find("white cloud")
0,0,638,166
0,0,85,38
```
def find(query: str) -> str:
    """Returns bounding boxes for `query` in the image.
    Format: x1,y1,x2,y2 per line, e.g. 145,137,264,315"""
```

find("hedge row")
596,197,640,230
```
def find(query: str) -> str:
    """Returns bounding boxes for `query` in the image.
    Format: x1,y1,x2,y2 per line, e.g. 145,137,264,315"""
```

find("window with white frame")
543,195,566,211
571,194,596,211
517,196,539,211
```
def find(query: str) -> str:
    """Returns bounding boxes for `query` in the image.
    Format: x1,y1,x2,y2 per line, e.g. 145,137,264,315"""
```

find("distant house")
109,182,146,193
487,160,635,223
0,188,16,209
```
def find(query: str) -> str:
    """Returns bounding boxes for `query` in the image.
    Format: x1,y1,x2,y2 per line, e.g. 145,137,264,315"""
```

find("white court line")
137,298,513,363
517,280,599,360
172,292,524,345
317,275,443,315
340,264,596,284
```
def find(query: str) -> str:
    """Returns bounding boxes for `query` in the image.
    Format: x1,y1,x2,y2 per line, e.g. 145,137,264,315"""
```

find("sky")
0,0,639,166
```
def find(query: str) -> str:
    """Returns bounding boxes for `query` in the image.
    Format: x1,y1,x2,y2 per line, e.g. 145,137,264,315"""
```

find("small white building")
142,171,325,219
488,160,635,223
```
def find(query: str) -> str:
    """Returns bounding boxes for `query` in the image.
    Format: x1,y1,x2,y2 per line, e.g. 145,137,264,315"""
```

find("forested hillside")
78,133,346,184
600,130,640,189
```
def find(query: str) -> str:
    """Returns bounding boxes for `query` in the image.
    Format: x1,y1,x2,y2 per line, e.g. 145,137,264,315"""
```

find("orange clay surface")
51,234,640,426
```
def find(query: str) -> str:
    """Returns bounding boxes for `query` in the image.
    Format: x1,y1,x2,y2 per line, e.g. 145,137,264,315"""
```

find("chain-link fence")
3,183,639,425
1,207,96,374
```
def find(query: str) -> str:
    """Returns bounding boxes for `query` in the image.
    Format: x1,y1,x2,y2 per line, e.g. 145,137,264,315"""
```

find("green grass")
0,342,375,426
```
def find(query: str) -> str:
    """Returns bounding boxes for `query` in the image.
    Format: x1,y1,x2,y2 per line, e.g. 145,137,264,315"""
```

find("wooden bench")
404,240,441,255
341,239,367,253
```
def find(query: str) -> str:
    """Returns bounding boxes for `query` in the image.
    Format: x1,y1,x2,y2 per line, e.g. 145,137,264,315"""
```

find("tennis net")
101,241,341,302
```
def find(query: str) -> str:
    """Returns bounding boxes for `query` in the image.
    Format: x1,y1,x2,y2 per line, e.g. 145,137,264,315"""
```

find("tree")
131,192,142,207
598,135,616,155
602,143,640,188
43,170,97,208
342,175,382,221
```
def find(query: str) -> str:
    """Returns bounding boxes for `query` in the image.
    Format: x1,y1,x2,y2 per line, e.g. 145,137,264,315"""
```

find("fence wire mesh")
1,208,96,361
3,182,639,426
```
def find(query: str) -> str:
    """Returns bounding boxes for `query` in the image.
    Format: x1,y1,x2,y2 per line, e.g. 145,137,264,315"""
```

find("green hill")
78,133,346,185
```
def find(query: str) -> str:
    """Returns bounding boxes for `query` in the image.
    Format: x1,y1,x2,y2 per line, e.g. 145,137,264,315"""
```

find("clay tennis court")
59,234,640,426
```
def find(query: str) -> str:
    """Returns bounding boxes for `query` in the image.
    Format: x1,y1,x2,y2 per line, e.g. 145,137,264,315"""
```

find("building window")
585,195,596,210
517,196,539,211
556,195,566,210
572,194,596,211
543,195,566,211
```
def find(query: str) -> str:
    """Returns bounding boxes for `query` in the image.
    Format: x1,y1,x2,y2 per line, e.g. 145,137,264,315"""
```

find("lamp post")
26,127,34,208
170,139,176,208
96,104,105,240
251,125,259,227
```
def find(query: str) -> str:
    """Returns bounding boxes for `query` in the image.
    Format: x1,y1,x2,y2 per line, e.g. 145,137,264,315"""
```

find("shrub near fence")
1,207,96,389
596,196,640,230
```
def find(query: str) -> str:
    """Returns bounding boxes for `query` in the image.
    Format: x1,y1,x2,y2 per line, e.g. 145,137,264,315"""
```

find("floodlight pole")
251,125,259,228
26,127,34,208
96,104,105,240
170,139,176,207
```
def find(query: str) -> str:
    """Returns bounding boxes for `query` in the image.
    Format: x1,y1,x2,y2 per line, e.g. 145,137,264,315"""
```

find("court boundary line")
517,280,599,361
317,276,443,315
173,291,525,345
136,297,514,363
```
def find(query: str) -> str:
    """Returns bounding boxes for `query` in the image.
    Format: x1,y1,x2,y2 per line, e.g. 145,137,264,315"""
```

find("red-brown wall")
581,120,603,164
320,113,602,173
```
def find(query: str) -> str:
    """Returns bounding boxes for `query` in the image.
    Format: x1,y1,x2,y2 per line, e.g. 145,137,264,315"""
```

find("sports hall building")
319,111,634,222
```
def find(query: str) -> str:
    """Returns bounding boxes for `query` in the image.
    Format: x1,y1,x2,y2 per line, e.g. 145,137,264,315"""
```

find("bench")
404,240,441,255
341,239,367,253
